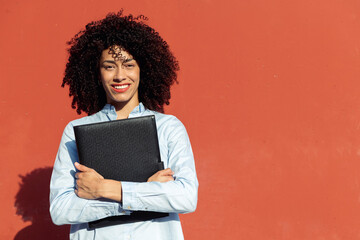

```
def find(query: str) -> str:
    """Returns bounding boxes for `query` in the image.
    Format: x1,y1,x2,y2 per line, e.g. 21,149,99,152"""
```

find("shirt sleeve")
121,117,199,213
49,122,130,225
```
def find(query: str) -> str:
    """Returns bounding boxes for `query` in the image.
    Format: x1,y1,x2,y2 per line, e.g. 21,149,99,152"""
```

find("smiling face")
99,46,140,110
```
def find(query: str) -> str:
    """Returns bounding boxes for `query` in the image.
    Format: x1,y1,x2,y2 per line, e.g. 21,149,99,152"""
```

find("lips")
111,84,130,93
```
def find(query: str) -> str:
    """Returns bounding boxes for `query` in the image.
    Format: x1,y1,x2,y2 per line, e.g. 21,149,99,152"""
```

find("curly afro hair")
62,10,179,115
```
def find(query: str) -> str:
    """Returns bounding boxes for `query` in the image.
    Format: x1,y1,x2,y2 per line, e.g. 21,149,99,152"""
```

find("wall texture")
2,0,360,239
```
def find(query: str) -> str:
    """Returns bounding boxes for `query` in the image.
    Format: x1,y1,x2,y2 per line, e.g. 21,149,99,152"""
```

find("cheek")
99,73,110,89
100,77,106,87
100,72,112,82
132,69,140,82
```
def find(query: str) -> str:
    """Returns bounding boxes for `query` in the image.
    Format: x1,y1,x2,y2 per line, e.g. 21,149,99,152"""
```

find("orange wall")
2,0,360,239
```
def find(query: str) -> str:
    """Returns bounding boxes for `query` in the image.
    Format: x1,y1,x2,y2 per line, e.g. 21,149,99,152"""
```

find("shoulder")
144,109,188,141
145,109,185,129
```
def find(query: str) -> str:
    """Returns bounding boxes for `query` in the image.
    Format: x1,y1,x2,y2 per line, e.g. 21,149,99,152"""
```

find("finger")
161,172,174,177
159,168,171,174
75,188,83,196
75,188,85,198
75,162,92,172
75,178,82,188
161,168,174,175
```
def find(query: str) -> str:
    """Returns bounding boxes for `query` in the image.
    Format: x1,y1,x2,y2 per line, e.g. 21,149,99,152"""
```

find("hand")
147,168,175,183
74,162,105,199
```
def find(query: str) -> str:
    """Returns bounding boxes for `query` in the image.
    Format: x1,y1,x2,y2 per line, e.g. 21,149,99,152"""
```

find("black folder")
73,115,169,229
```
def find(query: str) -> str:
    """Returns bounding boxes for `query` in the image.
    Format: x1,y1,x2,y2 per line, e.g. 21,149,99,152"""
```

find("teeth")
114,85,129,89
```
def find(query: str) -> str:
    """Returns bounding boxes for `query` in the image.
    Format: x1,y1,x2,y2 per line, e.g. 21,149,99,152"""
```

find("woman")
50,11,198,240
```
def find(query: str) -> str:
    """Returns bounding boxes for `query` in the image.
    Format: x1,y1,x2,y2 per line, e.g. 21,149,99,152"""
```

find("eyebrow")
102,59,134,64
123,58,134,63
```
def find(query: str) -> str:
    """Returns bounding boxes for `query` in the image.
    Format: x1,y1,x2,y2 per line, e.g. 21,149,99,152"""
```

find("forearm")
50,184,128,225
121,167,198,213
98,179,122,202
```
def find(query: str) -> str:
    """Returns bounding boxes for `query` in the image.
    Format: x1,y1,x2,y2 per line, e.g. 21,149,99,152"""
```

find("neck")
111,99,140,120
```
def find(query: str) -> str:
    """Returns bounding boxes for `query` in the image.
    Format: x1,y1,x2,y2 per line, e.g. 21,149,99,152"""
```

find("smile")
111,84,130,93
114,85,129,89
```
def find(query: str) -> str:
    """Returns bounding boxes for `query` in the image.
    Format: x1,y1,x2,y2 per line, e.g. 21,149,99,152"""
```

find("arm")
121,117,198,214
74,163,174,202
49,123,129,225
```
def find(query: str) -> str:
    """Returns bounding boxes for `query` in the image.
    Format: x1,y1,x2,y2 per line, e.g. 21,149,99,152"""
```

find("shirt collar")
130,102,145,115
101,102,145,115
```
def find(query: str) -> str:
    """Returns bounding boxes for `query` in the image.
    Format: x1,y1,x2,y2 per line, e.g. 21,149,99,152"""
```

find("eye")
103,65,115,70
123,63,135,68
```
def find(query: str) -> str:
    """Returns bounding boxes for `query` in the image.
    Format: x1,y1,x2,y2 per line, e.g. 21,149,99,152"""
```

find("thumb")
74,162,91,172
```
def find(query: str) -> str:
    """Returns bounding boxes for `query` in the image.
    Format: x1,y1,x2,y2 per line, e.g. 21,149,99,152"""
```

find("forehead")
100,46,133,61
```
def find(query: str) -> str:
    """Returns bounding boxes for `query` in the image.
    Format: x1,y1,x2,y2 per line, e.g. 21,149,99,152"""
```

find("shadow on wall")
14,167,69,240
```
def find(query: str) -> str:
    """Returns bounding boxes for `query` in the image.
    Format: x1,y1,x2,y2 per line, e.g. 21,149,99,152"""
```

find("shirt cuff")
122,181,145,211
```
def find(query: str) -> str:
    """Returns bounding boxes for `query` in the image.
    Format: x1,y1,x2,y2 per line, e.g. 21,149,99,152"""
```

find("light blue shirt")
50,103,198,240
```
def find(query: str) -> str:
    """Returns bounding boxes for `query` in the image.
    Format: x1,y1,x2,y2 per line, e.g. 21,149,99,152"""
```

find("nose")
114,67,126,82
